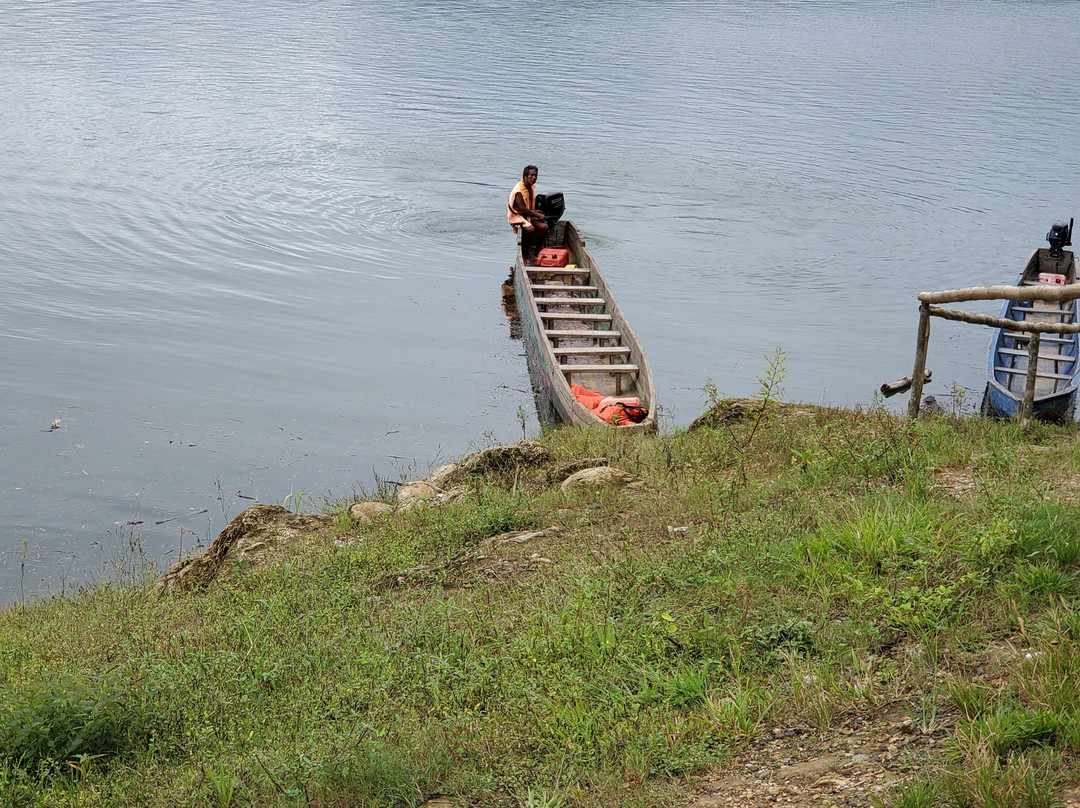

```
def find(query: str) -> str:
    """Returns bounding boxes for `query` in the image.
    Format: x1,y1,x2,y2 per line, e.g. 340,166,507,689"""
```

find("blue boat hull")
984,247,1080,421
983,378,1075,420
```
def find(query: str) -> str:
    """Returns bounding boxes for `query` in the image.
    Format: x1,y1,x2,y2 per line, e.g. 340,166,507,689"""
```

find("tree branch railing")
907,284,1080,427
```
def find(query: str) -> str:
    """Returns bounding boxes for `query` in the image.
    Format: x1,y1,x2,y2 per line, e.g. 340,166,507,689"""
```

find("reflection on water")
1,0,1079,603
500,270,522,342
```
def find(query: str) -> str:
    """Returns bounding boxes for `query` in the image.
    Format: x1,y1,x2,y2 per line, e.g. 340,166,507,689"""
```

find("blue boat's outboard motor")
1047,218,1073,258
535,192,565,224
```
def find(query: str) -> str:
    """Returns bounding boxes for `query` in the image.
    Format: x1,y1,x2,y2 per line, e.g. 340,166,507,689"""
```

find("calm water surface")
2,0,1079,604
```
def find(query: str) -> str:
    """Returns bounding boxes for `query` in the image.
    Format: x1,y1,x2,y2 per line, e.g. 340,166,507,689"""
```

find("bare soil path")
688,706,1080,808
689,707,952,807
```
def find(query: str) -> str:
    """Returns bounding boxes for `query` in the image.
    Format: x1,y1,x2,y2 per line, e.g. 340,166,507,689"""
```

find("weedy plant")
698,348,789,488
0,672,159,771
878,779,939,808
280,489,313,514
517,404,530,441
207,762,240,808
521,788,570,808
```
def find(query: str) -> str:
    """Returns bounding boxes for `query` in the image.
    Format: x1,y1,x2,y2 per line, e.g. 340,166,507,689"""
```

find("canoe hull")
513,263,567,426
513,220,657,431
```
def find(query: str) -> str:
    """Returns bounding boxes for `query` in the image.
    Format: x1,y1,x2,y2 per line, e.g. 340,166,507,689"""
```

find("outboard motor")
1046,218,1074,258
535,192,565,224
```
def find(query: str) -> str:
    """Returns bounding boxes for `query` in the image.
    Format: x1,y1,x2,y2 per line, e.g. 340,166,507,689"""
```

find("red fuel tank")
536,247,570,267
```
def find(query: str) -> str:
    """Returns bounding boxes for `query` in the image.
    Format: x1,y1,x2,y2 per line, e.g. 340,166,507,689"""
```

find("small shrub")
0,672,157,769
1061,609,1080,642
1049,533,1080,567
1018,639,1080,720
703,682,774,742
745,619,817,657
522,789,570,808
887,580,968,633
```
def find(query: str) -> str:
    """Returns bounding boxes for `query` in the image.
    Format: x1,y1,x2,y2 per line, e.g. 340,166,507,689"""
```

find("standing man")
507,165,548,262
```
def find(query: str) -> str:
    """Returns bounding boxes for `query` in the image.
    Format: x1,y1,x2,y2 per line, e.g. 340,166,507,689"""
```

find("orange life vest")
507,179,533,226
570,384,605,411
597,396,645,424
571,385,648,425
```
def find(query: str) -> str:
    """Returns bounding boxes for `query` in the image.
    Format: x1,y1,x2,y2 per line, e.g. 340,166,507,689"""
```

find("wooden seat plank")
541,312,612,321
1011,315,1076,326
561,364,639,374
545,329,622,339
1012,306,1073,319
994,366,1075,380
534,297,606,306
997,347,1075,361
1004,331,1073,343
553,346,631,357
530,284,598,292
526,267,587,276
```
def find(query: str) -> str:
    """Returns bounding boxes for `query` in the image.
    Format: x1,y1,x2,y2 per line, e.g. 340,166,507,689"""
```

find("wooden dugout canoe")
513,220,657,431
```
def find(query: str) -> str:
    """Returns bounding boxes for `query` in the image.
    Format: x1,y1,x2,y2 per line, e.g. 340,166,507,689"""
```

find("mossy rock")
156,505,331,594
689,398,768,430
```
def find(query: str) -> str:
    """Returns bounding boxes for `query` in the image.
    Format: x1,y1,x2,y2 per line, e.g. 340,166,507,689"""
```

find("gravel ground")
689,707,954,807
688,706,1080,808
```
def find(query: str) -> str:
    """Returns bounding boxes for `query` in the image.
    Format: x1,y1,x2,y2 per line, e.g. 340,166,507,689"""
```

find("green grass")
1,403,1079,806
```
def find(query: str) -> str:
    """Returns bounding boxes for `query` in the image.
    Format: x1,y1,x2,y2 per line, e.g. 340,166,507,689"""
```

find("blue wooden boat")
513,218,657,431
984,221,1078,420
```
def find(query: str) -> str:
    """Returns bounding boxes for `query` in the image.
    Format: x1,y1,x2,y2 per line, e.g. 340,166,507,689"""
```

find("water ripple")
2,0,1080,602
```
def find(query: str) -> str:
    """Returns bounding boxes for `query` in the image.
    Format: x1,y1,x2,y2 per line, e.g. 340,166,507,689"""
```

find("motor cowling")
535,192,565,223
1047,219,1074,257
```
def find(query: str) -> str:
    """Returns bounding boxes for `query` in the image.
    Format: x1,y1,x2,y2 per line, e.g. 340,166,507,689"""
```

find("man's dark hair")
523,165,538,178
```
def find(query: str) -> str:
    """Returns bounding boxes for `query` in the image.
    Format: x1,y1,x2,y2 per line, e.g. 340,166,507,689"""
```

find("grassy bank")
1,399,1079,807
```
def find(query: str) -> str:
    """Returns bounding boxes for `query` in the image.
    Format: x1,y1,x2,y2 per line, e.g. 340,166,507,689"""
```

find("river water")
2,0,1079,604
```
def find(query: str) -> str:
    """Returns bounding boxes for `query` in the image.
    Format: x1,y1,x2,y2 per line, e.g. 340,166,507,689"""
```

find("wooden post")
908,302,931,418
1020,332,1041,428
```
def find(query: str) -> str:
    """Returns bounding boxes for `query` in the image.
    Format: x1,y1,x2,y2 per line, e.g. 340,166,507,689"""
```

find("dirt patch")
688,637,1080,806
377,527,563,590
930,468,976,496
1051,473,1080,503
1059,787,1080,807
688,708,955,808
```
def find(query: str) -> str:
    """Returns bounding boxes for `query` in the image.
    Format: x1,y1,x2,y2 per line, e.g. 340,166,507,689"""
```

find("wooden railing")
908,284,1080,426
